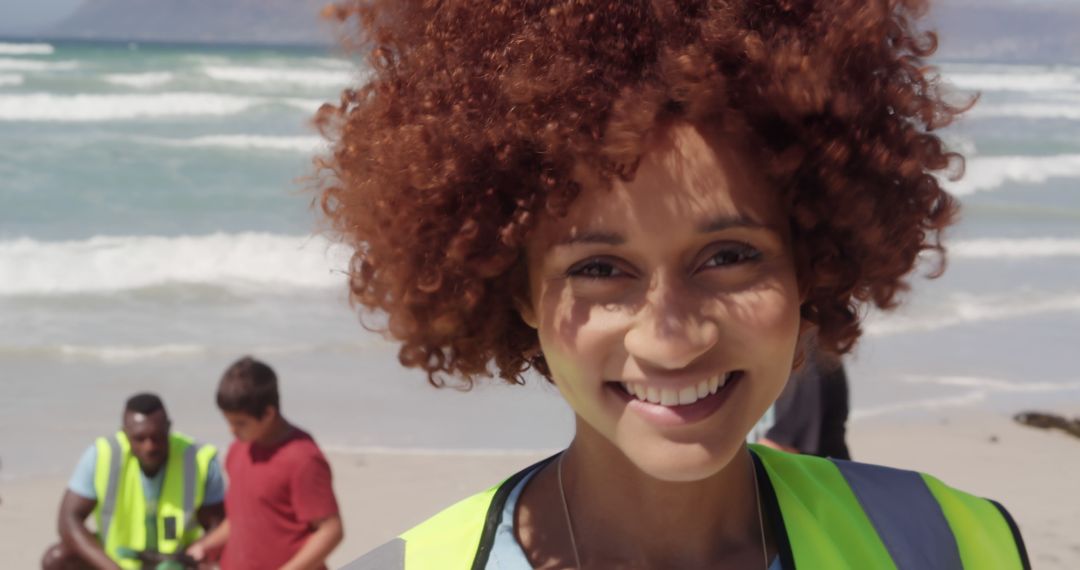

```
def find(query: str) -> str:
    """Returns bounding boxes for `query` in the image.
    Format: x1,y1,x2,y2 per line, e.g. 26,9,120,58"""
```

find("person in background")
42,393,224,570
187,357,343,570
757,332,852,459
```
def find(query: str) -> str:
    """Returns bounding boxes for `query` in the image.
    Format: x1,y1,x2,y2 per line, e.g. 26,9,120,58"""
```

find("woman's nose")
623,279,719,371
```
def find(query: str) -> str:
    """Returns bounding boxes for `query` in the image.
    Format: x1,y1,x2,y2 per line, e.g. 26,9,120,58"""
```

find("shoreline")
2,410,1076,569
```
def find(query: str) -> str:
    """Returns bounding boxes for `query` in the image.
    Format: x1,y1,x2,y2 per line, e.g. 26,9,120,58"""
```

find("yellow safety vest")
343,444,1029,569
92,431,217,569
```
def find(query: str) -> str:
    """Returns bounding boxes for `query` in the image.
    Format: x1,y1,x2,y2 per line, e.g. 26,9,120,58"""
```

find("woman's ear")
792,318,817,371
514,295,538,329
508,257,538,329
797,317,815,337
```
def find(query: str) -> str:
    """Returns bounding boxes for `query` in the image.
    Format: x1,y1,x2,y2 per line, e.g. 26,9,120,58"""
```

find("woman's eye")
702,245,762,269
568,259,625,279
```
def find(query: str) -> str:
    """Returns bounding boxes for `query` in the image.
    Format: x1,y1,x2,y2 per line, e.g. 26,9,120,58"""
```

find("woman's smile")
606,371,746,428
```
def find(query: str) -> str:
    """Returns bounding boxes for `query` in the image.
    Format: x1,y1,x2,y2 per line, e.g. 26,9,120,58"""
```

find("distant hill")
44,0,1080,61
49,0,335,46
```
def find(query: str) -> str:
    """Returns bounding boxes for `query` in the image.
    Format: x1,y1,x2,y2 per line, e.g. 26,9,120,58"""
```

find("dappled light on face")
622,280,721,371
713,277,802,355
550,279,595,353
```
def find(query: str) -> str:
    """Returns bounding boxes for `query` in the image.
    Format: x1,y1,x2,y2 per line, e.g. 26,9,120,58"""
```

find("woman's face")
522,123,802,481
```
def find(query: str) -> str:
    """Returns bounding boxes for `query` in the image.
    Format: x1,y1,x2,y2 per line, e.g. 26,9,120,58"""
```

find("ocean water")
1,41,1078,479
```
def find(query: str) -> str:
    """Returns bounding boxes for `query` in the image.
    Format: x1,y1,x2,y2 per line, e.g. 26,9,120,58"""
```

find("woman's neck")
517,423,773,569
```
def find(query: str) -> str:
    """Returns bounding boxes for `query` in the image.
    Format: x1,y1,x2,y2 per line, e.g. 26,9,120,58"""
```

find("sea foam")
851,375,1080,420
0,73,23,86
158,134,326,153
282,98,330,113
0,42,55,55
850,392,989,421
58,343,208,363
972,102,1080,121
202,65,354,87
0,233,353,296
0,57,77,71
950,238,1080,259
865,291,1080,336
102,72,175,88
947,70,1080,93
947,153,1080,195
0,92,260,121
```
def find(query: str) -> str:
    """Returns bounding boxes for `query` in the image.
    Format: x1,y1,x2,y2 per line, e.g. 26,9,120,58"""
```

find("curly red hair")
314,0,967,386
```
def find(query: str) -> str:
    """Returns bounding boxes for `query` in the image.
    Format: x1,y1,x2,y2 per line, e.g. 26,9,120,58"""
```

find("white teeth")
660,388,679,406
696,379,710,399
646,386,661,404
621,372,737,407
678,386,698,405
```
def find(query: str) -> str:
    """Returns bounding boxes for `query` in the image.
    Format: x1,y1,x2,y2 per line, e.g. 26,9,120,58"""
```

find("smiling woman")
518,125,801,484
314,1,1028,569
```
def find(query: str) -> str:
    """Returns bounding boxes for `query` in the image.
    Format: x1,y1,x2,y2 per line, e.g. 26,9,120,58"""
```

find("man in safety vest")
41,393,225,570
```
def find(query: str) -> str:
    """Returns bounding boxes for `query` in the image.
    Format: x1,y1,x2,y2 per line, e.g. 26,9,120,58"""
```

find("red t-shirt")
221,429,339,570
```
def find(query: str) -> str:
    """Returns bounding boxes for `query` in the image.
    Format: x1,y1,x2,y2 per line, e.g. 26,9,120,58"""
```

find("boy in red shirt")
188,357,343,569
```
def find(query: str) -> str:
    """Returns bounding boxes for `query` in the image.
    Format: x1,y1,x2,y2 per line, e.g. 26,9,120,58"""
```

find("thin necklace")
751,455,769,568
556,453,582,569
556,451,769,569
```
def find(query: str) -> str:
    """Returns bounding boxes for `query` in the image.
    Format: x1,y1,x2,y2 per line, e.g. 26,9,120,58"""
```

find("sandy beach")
1,409,1075,569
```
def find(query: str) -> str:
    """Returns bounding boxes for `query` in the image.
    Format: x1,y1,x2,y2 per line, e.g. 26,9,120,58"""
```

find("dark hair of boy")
124,392,166,416
216,356,280,419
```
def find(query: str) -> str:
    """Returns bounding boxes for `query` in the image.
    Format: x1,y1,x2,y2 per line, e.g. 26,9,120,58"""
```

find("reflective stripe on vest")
833,459,962,570
343,446,1027,570
182,441,198,536
93,432,215,569
755,445,1026,570
98,435,123,550
341,538,405,570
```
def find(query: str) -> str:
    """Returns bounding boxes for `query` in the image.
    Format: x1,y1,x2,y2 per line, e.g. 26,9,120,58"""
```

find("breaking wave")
851,375,1080,421
0,57,77,71
155,134,326,153
0,233,353,296
102,72,175,88
972,102,1080,121
0,42,55,55
947,69,1080,93
0,92,260,121
865,291,1080,336
950,238,1080,259
202,65,355,87
947,153,1080,195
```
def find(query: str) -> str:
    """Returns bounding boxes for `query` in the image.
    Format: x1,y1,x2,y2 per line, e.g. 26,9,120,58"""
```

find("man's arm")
280,515,344,570
185,518,229,564
195,502,225,532
57,490,122,570
187,450,228,564
280,447,342,570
